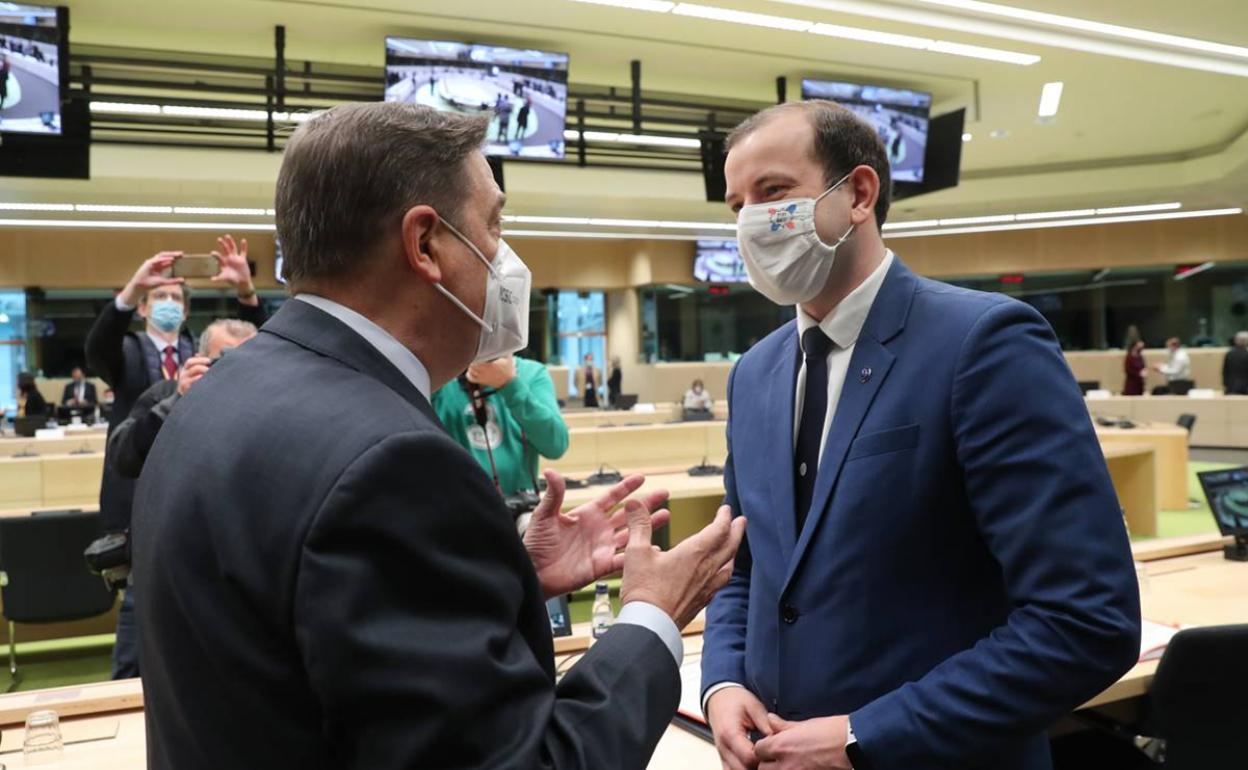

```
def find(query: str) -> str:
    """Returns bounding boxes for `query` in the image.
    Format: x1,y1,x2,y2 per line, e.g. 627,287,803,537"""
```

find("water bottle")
591,582,614,639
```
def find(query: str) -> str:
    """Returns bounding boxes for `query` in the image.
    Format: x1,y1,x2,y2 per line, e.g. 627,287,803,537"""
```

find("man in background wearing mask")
85,234,265,680
132,102,744,770
107,319,258,479
701,100,1140,770
432,353,568,511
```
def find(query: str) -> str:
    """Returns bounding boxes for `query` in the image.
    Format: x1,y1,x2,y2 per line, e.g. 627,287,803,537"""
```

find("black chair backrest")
1176,413,1197,434
1170,379,1196,396
1077,380,1100,395
1148,624,1248,769
0,512,115,624
30,508,83,518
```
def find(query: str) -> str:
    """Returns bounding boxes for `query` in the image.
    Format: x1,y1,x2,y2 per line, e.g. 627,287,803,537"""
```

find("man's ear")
847,165,880,227
401,205,445,285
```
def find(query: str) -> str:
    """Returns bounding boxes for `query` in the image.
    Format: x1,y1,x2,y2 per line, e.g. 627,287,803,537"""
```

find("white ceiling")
5,0,1248,228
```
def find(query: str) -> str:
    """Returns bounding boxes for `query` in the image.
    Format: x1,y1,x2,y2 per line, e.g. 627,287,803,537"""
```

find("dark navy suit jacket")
702,257,1141,770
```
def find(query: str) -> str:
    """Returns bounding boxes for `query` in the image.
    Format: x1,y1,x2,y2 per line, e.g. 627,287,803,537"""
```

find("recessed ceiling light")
1037,81,1064,118
989,128,1010,139
961,132,973,142
570,0,1039,64
910,0,1248,59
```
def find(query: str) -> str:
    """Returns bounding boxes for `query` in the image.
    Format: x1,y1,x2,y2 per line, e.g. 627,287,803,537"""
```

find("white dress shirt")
1159,347,1191,382
295,294,683,665
702,250,895,748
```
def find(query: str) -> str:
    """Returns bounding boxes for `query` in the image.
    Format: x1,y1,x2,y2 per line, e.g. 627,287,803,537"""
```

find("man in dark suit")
1223,331,1248,394
133,102,744,770
701,101,1140,770
60,367,98,409
85,234,264,679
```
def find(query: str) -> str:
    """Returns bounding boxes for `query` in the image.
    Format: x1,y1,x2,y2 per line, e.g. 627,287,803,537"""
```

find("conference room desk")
1100,444,1159,537
549,422,727,477
3,546,1240,769
560,403,729,430
1086,394,1248,449
0,452,105,511
1094,423,1189,510
0,432,106,458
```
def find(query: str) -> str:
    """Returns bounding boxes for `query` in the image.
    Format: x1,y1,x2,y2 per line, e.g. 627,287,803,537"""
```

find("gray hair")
726,100,892,228
275,102,490,286
199,318,258,356
1236,331,1248,347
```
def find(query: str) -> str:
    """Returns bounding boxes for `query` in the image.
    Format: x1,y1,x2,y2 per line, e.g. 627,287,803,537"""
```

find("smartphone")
169,254,218,279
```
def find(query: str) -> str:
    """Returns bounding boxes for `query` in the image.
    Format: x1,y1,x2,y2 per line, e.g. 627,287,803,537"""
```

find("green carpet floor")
9,462,1232,692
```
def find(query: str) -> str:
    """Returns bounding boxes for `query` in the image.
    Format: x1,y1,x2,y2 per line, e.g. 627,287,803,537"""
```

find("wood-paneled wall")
5,213,1246,292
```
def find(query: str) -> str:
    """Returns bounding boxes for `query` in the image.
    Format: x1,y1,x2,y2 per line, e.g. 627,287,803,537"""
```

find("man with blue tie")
701,100,1141,770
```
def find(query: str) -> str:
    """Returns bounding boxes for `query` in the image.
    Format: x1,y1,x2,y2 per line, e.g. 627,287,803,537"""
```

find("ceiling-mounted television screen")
801,79,932,184
384,37,568,160
0,3,65,135
694,239,748,284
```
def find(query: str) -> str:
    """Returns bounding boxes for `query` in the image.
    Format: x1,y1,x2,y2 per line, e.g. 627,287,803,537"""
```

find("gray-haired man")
107,318,258,479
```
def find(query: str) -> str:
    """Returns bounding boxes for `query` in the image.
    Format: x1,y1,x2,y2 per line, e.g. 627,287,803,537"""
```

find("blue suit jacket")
702,257,1141,770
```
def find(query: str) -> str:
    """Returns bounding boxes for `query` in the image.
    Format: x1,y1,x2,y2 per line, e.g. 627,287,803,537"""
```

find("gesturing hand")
523,470,671,600
177,355,213,396
120,251,183,307
211,234,254,292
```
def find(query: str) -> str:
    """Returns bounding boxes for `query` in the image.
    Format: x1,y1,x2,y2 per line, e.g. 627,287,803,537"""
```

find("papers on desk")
677,660,706,725
1140,619,1180,663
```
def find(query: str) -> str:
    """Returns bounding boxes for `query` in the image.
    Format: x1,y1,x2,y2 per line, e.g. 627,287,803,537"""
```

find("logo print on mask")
768,203,798,232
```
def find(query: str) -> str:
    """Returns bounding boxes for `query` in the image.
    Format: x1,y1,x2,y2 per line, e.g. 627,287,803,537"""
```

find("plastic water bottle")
591,582,614,639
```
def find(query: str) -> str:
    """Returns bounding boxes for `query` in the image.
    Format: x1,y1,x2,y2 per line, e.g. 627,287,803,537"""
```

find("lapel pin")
860,367,872,383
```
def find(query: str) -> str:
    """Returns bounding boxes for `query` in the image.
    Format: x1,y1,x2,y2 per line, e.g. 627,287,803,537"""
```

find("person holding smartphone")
84,235,266,679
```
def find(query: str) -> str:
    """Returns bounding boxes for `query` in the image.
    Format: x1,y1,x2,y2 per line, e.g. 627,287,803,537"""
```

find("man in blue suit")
701,100,1141,770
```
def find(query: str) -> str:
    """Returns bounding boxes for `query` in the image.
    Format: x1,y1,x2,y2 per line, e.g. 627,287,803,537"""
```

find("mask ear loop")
432,216,498,333
811,169,857,247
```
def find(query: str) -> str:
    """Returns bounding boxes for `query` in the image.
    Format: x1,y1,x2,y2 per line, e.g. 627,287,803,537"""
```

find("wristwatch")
237,286,257,301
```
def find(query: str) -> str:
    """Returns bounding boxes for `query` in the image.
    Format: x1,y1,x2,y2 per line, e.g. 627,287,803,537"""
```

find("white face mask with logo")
735,170,855,306
435,219,532,363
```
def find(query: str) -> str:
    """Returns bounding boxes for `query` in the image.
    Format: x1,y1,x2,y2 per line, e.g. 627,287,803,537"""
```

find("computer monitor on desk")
13,416,48,438
1195,467,1248,561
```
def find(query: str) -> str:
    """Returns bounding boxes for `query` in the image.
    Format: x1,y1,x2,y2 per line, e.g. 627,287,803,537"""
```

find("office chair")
1169,379,1196,396
1145,624,1248,768
1069,625,1248,769
1077,380,1101,395
0,512,116,690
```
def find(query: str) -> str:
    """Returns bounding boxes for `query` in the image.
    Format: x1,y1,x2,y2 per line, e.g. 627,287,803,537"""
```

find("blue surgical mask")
149,300,185,334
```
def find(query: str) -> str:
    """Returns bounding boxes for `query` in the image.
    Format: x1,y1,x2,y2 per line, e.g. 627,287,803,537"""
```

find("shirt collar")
796,249,895,349
294,294,432,400
147,331,180,354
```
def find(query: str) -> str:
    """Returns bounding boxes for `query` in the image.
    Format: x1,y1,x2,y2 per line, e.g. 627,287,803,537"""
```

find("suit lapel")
765,324,800,562
783,257,918,590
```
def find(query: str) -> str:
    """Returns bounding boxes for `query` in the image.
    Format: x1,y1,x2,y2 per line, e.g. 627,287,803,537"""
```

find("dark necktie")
795,327,834,532
162,345,179,381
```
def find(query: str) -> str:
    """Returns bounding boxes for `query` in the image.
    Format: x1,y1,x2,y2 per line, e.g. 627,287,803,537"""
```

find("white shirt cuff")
115,295,136,312
701,681,745,716
846,716,856,746
615,601,683,666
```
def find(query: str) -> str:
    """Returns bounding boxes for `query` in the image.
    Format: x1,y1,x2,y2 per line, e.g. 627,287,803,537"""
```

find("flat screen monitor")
694,239,747,284
384,37,568,160
0,3,64,135
801,79,932,184
1196,467,1248,536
